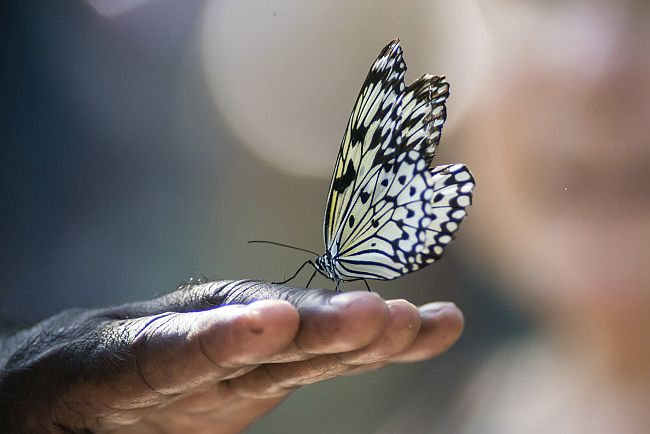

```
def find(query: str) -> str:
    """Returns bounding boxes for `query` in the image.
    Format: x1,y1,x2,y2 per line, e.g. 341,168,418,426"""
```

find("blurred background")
2,0,649,433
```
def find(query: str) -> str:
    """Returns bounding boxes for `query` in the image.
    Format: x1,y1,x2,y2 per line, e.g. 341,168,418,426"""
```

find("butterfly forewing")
324,40,406,249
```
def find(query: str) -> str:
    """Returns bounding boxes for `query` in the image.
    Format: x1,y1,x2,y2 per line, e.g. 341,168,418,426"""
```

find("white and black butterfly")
254,39,474,291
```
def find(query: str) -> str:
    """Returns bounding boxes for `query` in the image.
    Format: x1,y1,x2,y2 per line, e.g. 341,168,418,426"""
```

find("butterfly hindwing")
333,156,475,280
420,163,474,262
333,150,432,279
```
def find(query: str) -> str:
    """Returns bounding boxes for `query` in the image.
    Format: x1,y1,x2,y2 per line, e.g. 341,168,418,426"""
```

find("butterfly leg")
362,279,372,292
273,260,315,285
305,269,317,288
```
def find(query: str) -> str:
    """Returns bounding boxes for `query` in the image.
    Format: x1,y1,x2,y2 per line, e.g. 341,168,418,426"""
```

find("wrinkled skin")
0,280,463,433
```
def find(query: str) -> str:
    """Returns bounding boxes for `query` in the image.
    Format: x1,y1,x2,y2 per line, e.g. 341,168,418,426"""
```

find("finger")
387,302,464,363
336,299,421,364
114,300,300,399
293,291,389,354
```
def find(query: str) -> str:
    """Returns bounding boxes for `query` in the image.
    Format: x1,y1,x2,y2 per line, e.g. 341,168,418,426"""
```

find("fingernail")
246,299,292,316
247,299,289,309
386,298,411,306
330,291,381,309
419,301,456,316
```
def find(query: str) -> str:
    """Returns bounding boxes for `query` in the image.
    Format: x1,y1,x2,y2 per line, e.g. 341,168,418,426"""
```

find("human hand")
0,280,463,433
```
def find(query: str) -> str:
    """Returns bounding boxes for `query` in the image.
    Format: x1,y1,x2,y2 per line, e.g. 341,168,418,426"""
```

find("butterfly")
254,39,475,291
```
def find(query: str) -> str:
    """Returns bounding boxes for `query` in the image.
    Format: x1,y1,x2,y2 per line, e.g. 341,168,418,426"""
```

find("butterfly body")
314,252,339,282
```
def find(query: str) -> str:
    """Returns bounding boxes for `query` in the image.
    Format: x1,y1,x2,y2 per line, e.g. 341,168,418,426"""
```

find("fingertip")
420,301,464,344
327,290,383,307
197,301,300,367
337,298,421,364
386,299,422,333
388,301,464,363
245,299,301,337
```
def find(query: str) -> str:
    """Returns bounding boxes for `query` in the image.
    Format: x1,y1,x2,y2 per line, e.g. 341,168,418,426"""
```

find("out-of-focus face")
464,0,650,320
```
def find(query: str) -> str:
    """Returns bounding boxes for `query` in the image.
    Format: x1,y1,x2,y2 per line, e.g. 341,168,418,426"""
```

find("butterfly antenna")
247,240,319,256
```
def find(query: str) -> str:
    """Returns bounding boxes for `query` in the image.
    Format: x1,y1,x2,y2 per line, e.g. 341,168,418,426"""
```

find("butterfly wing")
323,39,406,249
323,40,474,281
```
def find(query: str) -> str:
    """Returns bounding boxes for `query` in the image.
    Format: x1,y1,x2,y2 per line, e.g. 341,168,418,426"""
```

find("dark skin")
0,280,464,433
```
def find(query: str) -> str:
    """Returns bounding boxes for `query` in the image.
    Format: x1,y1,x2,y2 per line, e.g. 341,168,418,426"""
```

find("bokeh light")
201,0,490,176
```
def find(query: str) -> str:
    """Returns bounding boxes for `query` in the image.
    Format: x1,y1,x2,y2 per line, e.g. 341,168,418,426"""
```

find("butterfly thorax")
314,253,340,282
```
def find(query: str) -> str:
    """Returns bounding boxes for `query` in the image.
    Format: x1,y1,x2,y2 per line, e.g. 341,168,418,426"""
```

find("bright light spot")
200,0,490,177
